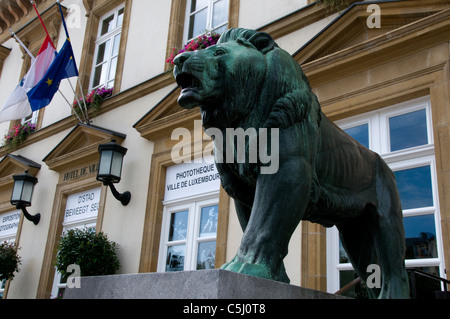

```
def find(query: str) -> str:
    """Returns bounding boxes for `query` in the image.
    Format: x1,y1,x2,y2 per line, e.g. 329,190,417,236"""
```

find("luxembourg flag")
0,35,56,123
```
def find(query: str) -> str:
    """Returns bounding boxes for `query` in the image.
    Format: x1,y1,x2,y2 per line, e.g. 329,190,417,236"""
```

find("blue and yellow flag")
26,39,78,111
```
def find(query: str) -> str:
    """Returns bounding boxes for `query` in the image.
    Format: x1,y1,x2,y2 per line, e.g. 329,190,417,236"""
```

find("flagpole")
30,1,55,47
56,0,69,39
67,78,88,123
56,0,90,125
76,80,90,124
58,88,83,123
9,29,35,62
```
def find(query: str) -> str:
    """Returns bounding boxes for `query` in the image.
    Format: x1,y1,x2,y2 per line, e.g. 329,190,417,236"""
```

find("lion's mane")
217,28,322,130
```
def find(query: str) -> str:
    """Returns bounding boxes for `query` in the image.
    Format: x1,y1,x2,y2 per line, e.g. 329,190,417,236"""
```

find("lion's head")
173,28,320,130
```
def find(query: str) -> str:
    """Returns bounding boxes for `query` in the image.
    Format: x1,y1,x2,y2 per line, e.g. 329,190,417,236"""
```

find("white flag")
0,35,55,123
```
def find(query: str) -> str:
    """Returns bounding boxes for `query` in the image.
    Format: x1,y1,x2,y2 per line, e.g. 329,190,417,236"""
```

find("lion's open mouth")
176,73,203,109
176,73,202,92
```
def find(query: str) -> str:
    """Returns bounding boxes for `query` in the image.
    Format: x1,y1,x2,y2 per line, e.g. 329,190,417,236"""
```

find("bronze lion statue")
173,28,410,298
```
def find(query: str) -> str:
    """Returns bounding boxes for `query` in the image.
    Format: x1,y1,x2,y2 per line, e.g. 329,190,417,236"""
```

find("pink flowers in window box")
72,86,113,117
166,32,221,66
3,122,36,149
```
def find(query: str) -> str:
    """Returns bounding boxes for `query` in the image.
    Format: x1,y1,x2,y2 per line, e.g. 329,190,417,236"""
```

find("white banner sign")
64,187,101,224
164,157,220,201
0,210,21,239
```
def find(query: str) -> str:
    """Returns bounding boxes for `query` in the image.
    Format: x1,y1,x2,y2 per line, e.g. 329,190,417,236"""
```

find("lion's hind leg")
371,159,410,299
337,212,380,299
371,205,410,299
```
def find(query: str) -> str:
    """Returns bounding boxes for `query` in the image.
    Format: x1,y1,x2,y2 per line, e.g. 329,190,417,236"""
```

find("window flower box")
2,122,36,149
166,32,220,66
72,86,113,119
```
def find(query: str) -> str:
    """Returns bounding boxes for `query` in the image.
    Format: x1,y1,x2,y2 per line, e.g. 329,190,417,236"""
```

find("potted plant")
0,242,21,281
55,228,120,280
72,86,113,119
2,122,36,149
166,31,221,66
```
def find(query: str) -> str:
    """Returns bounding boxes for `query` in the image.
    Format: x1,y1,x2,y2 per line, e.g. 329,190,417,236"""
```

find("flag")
27,39,78,111
0,35,56,123
23,35,56,90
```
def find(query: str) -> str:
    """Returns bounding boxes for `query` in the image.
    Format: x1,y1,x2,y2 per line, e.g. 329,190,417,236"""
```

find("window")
184,0,229,42
0,210,20,298
50,221,96,299
50,187,101,299
0,279,5,299
326,96,444,296
90,5,124,90
21,111,39,126
159,198,219,272
158,157,221,273
0,211,21,243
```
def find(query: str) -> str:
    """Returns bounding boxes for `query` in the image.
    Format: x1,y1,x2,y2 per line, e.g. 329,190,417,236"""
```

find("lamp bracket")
104,181,131,206
17,205,40,225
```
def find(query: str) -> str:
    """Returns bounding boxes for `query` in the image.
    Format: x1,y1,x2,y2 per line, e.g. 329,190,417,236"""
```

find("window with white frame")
0,210,21,298
158,198,219,272
326,96,444,297
184,0,229,42
90,5,124,90
158,157,221,273
50,187,101,299
21,110,38,126
0,278,5,298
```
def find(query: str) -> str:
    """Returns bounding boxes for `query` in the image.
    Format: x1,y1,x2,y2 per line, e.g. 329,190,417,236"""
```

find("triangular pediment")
144,86,183,122
294,0,448,65
134,86,200,141
44,124,126,172
0,154,41,189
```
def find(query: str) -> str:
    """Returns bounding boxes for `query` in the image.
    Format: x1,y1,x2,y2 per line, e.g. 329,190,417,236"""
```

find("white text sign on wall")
64,187,101,224
0,210,21,239
164,157,220,201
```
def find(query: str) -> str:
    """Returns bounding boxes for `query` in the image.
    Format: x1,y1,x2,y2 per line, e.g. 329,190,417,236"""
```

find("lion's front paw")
220,258,243,273
220,258,290,283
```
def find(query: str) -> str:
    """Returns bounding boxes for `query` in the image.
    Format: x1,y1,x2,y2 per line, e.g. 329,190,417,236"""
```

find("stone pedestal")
63,269,346,299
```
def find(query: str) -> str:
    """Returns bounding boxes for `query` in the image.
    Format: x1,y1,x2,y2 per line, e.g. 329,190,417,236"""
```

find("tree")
55,228,120,280
0,242,21,281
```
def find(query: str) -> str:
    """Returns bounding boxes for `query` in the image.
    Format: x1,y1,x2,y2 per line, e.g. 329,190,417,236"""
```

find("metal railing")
408,268,449,299
335,268,450,298
335,277,361,296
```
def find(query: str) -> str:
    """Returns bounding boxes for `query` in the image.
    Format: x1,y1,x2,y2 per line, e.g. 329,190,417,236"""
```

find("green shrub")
0,242,21,281
55,228,120,280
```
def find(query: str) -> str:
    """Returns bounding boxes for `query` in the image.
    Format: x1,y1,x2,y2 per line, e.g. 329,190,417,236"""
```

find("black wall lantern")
10,171,40,225
97,140,131,206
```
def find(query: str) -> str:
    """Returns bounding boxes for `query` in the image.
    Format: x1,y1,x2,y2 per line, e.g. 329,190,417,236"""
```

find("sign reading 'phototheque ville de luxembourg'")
164,156,220,202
